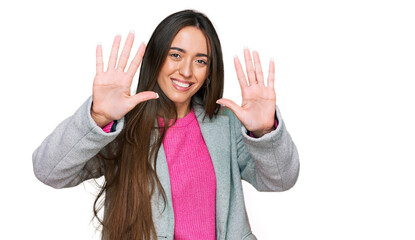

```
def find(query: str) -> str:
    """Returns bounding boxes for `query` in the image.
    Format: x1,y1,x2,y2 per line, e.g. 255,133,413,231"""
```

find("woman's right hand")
91,32,158,128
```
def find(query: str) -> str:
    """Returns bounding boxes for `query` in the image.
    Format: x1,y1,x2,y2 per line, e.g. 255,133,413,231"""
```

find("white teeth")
172,79,191,88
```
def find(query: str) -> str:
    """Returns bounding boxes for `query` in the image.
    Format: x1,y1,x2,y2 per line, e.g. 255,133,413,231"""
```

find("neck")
176,103,191,118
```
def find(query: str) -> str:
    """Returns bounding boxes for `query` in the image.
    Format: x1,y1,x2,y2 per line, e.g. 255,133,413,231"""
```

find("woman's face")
157,26,209,117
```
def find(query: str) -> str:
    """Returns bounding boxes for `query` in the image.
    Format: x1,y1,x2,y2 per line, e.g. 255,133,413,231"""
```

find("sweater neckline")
158,108,196,128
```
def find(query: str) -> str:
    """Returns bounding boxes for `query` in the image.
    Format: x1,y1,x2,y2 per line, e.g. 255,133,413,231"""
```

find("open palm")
91,32,158,127
217,49,276,137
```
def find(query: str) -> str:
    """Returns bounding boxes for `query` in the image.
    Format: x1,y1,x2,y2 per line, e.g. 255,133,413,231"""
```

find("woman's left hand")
217,49,276,138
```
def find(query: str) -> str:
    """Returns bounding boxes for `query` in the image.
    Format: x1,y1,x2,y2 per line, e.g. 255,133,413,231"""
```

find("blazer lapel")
152,145,175,238
194,105,231,238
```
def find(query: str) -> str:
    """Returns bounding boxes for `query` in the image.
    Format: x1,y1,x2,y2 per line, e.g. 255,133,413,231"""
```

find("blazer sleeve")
228,106,300,192
32,96,124,189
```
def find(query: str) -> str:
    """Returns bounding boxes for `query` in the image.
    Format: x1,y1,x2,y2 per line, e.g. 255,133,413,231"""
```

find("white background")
1,0,415,239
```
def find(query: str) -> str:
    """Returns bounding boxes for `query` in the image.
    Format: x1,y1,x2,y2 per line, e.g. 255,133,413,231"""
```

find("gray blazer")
33,97,299,240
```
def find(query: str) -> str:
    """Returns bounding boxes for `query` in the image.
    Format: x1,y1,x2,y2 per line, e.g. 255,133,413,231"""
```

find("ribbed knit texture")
101,121,114,133
160,109,216,240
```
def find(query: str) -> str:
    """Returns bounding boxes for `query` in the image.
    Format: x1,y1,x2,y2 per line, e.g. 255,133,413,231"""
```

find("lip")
170,78,194,91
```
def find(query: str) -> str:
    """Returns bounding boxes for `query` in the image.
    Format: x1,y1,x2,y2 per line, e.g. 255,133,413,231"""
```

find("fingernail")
243,46,249,50
97,42,102,46
233,55,237,59
270,58,274,62
142,41,147,46
129,30,135,34
155,93,159,99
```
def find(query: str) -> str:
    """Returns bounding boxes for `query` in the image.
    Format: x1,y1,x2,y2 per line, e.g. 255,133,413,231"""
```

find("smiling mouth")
172,79,193,88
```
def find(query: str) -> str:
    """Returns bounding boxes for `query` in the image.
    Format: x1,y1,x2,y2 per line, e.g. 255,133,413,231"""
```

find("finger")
253,51,264,85
127,42,146,78
216,98,243,119
96,43,103,74
128,91,159,109
267,59,275,89
233,56,248,90
243,48,256,86
117,31,135,71
107,34,122,71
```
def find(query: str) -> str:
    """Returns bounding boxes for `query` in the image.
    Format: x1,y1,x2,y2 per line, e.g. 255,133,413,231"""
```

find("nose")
178,59,193,78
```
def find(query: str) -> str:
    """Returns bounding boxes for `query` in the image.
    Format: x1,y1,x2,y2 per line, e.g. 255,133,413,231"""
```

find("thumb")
216,98,243,119
128,91,159,108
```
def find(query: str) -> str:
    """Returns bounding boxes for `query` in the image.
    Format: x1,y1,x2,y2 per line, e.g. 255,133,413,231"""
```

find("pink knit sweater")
159,109,216,239
103,110,217,239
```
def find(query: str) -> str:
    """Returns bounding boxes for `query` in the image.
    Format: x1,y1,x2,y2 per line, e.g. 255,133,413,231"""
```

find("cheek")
159,61,176,77
164,60,178,74
195,67,209,81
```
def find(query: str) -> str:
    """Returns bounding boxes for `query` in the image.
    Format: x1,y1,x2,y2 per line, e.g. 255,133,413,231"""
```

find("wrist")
250,118,278,138
90,106,112,128
251,126,275,138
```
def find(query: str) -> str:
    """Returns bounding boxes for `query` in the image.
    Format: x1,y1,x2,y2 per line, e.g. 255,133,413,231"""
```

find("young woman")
33,9,299,240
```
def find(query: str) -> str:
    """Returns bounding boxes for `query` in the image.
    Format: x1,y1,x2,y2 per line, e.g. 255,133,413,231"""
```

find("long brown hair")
93,10,224,240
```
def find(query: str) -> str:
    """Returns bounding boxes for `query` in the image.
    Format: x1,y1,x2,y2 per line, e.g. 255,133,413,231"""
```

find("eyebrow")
170,47,210,58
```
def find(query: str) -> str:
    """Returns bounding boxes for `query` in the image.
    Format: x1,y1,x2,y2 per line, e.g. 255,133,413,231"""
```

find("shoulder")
193,103,238,123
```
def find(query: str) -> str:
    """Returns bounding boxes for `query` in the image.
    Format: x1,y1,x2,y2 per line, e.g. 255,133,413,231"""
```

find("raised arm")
33,32,157,188
220,49,299,191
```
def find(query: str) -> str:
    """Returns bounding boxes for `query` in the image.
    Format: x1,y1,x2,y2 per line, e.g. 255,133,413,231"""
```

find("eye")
196,59,207,65
170,53,181,59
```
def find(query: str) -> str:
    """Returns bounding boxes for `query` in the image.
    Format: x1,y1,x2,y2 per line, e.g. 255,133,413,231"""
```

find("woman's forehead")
170,26,208,55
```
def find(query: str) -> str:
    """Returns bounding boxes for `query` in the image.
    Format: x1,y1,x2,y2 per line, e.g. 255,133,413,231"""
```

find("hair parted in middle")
93,9,224,240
